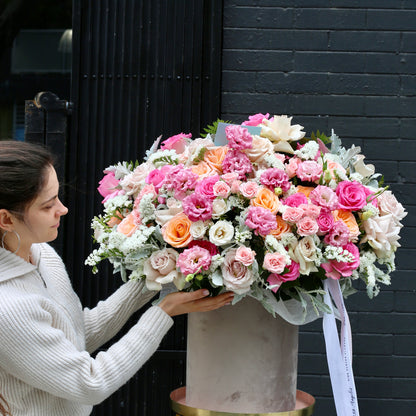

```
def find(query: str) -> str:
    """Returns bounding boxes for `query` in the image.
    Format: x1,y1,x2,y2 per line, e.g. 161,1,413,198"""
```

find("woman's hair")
0,394,11,416
0,140,55,219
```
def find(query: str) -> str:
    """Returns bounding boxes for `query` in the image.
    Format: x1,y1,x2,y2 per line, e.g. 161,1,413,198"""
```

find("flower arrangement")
86,113,407,317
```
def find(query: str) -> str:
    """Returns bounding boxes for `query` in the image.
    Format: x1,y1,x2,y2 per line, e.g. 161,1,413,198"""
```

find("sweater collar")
0,246,38,282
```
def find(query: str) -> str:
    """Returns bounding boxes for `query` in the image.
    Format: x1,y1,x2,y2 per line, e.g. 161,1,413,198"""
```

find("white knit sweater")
0,243,173,415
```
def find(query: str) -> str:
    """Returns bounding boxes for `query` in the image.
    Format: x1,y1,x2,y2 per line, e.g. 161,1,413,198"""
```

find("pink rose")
245,206,278,236
321,243,360,280
296,160,323,182
195,175,220,200
241,113,270,126
146,169,166,191
296,216,319,236
221,249,255,294
263,252,287,274
267,261,300,292
225,125,253,150
221,172,240,184
239,181,260,198
213,181,231,198
182,193,213,222
282,206,304,224
336,181,368,211
160,132,192,153
285,157,302,178
235,246,256,266
284,192,308,207
317,210,335,234
310,185,338,210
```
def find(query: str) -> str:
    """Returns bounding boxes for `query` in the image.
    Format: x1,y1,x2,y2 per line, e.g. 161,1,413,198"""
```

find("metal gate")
66,1,223,414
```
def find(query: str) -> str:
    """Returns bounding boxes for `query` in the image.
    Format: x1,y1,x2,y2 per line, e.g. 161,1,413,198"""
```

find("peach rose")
250,187,281,214
117,213,139,237
191,161,215,178
107,211,123,228
327,160,346,179
161,212,193,248
332,209,360,241
269,215,292,238
204,146,228,173
296,185,315,198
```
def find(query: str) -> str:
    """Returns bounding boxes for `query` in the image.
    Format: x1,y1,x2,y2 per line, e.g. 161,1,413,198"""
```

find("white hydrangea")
294,140,319,160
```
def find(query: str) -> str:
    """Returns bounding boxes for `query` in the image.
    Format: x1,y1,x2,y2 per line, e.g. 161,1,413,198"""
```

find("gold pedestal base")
170,387,315,416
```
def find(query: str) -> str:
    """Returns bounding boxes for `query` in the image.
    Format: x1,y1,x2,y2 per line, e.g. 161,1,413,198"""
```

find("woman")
0,141,233,415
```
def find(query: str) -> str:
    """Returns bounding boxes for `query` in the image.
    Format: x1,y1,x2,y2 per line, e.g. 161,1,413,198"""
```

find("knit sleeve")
83,279,158,353
0,295,173,405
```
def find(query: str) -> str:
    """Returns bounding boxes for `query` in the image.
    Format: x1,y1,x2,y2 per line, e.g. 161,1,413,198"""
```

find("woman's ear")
0,209,15,232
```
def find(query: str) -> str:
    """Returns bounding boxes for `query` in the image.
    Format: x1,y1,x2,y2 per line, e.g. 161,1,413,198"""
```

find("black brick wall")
221,1,416,414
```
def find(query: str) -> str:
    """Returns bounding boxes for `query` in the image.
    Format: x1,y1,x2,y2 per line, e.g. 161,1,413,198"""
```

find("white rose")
154,200,183,226
211,199,229,219
190,221,209,239
120,162,153,196
209,220,234,246
377,190,407,224
243,135,274,165
143,248,184,291
221,248,254,294
361,214,402,259
291,236,319,275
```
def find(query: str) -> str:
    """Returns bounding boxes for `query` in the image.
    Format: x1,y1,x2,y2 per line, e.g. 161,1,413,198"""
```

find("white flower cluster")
104,195,131,214
295,141,319,160
324,245,355,262
148,149,178,167
263,153,285,170
120,225,156,255
138,193,156,223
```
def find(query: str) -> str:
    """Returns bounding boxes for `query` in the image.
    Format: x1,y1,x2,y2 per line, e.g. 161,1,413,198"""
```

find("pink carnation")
321,242,360,280
260,168,291,192
284,192,308,207
245,206,278,236
164,164,198,200
195,175,220,200
297,216,319,236
160,132,192,153
222,150,253,180
177,246,212,275
221,172,239,184
241,113,270,126
282,206,304,224
336,181,368,211
298,203,321,219
310,185,338,210
324,220,350,247
296,160,323,182
225,125,253,150
182,193,213,222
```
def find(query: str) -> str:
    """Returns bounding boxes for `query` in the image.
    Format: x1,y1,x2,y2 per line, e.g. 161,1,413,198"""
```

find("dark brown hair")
0,140,55,219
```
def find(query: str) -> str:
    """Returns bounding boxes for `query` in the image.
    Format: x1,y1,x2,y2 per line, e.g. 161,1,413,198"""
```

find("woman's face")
14,166,68,248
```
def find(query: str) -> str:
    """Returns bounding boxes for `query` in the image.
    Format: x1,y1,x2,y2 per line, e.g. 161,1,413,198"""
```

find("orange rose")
270,215,291,239
117,213,139,237
161,212,193,248
333,209,360,241
191,161,215,177
251,187,281,214
203,146,228,173
107,210,123,228
296,185,315,198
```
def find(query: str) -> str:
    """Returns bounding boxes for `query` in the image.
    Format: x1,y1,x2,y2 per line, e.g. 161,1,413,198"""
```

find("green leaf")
201,119,232,138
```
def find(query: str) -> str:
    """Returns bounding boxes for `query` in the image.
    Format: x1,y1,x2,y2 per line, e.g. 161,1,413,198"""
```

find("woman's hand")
158,290,234,317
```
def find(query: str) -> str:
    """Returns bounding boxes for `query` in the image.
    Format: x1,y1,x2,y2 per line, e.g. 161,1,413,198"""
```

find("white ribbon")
323,279,360,416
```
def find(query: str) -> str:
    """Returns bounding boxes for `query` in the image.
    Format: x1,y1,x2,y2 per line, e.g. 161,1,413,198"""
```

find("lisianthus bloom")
221,248,255,294
160,132,192,153
177,246,212,276
242,112,270,126
222,149,253,180
188,239,219,256
225,124,253,150
296,160,323,182
322,242,360,280
336,181,368,211
284,192,308,207
245,206,278,236
324,220,350,247
260,168,291,193
310,185,338,210
182,193,213,222
164,164,198,200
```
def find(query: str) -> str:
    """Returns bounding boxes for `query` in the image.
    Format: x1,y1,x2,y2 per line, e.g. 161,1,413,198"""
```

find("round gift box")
170,387,315,416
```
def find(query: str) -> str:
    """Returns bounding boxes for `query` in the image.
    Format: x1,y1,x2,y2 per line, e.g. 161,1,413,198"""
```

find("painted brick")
328,74,400,95
352,334,394,355
400,120,416,139
395,292,416,313
355,313,416,335
222,50,293,71
359,398,416,413
345,290,394,313
365,97,416,117
366,10,416,31
392,378,416,399
400,226,416,248
402,32,416,53
329,31,401,52
390,271,416,292
328,117,400,139
399,162,416,183
332,0,403,7
356,377,392,398
298,331,325,353
297,374,332,396
294,8,366,30
394,335,416,355
221,71,257,93
401,75,416,96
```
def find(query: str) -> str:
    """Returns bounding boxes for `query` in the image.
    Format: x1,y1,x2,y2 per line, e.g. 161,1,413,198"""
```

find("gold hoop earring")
1,230,21,254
